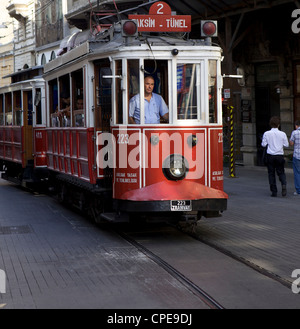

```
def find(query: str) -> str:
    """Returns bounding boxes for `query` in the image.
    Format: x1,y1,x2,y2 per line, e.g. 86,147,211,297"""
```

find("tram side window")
59,74,71,127
177,64,198,120
209,60,217,123
0,95,3,125
5,93,12,125
35,89,42,125
14,91,23,126
72,69,85,127
49,79,59,127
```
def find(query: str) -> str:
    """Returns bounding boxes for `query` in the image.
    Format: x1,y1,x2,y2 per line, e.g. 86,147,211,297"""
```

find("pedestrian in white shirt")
261,116,289,197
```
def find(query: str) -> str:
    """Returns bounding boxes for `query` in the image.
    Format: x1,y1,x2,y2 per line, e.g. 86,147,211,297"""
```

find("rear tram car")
0,3,228,223
0,66,47,185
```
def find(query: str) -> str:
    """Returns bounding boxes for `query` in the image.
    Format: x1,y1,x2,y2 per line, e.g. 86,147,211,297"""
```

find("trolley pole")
228,105,236,178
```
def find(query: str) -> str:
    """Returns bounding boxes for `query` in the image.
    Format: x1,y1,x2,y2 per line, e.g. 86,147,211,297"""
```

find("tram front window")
129,75,169,124
127,59,169,125
177,64,199,120
209,60,217,123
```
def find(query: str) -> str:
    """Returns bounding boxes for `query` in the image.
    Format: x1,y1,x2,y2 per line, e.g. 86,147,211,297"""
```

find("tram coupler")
180,211,199,222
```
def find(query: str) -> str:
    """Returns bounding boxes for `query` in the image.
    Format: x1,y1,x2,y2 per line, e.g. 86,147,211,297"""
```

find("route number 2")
149,1,172,16
157,3,164,14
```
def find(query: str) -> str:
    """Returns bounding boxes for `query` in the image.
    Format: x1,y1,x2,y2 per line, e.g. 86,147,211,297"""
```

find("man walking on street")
261,116,289,197
289,120,300,196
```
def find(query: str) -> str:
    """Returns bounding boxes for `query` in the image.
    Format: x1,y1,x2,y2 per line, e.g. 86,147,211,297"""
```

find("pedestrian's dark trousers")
266,154,286,193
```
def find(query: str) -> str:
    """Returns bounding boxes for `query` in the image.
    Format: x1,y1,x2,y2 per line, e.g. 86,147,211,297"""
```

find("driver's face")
144,77,155,94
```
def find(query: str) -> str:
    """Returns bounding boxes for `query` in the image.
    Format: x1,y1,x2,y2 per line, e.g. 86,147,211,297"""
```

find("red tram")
0,66,47,183
0,3,227,223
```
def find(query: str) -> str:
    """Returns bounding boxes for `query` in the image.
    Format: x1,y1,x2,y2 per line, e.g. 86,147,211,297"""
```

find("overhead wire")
92,0,160,23
35,0,55,17
112,0,122,21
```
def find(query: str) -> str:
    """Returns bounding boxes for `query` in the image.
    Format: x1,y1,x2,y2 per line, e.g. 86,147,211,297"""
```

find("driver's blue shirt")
129,93,168,124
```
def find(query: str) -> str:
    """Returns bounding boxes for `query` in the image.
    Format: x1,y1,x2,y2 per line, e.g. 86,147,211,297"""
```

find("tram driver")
129,76,169,124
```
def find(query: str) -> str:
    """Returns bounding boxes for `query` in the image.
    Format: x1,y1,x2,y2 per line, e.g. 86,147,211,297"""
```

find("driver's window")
128,59,169,125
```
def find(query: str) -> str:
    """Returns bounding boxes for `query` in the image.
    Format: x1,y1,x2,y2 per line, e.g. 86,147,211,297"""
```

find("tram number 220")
117,134,129,144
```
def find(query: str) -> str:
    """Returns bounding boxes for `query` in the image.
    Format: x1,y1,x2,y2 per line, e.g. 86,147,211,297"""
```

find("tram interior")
49,68,85,128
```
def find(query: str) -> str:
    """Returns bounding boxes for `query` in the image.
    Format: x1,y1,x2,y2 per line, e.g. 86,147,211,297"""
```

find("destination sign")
129,1,191,33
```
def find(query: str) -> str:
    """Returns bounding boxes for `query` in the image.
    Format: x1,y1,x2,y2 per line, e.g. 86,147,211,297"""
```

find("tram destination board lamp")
201,20,217,45
122,20,138,37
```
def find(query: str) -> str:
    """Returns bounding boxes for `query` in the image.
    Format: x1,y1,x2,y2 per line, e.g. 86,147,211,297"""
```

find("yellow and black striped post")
228,105,236,178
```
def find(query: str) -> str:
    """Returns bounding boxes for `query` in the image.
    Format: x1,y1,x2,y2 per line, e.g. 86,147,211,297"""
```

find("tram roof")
3,65,43,82
44,28,221,75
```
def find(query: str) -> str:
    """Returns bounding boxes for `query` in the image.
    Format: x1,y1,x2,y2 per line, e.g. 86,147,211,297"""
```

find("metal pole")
228,105,236,178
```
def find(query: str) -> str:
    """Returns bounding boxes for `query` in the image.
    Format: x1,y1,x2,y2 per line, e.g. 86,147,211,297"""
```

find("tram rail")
117,229,224,309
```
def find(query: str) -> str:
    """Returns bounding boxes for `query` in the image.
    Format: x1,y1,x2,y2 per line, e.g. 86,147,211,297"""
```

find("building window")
50,51,56,61
41,54,46,65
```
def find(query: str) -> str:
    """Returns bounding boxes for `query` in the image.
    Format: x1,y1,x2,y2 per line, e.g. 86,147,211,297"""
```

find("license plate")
171,200,192,211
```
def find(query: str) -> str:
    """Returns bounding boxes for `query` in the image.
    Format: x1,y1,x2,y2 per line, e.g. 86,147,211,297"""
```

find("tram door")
94,60,112,132
23,90,33,166
94,60,113,184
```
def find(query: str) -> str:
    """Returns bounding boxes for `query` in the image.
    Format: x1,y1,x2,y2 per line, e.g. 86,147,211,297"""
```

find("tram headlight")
163,154,188,181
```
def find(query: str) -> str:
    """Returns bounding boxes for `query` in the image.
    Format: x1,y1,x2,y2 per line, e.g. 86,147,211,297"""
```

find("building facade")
0,0,14,87
218,2,299,166
5,0,76,71
7,0,36,71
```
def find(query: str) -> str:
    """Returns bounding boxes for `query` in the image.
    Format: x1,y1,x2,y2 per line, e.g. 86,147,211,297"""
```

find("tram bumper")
114,180,228,216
